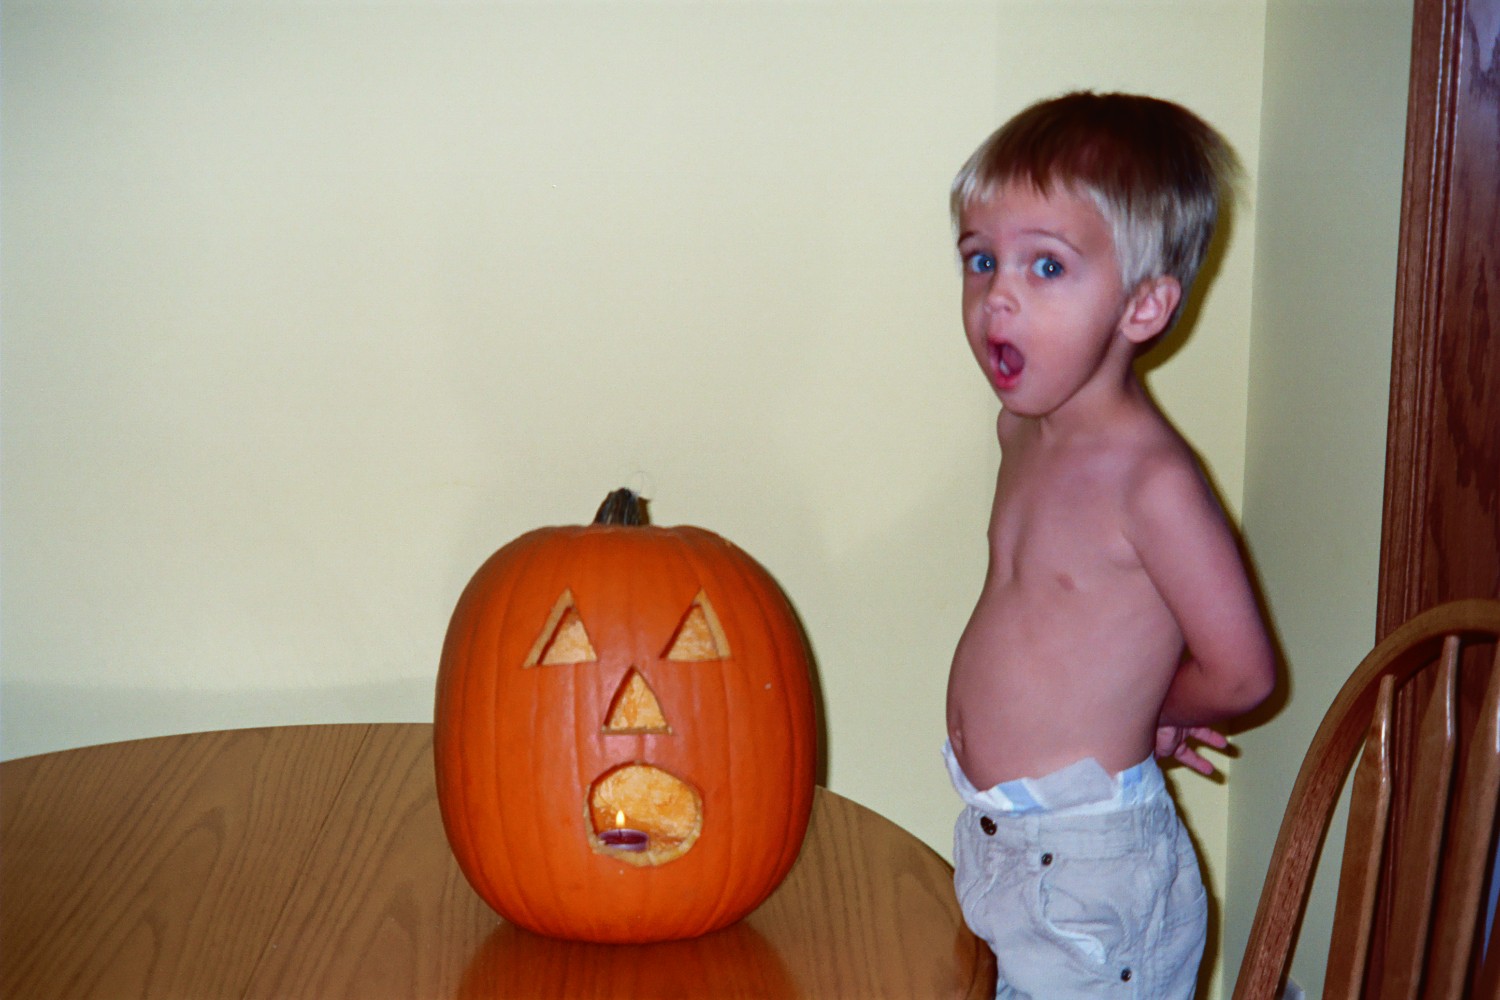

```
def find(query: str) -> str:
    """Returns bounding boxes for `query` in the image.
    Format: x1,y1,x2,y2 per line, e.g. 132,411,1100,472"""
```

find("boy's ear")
1120,276,1182,345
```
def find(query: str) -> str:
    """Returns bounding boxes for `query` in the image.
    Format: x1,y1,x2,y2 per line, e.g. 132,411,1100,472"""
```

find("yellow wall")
1229,1,1413,995
3,3,1411,996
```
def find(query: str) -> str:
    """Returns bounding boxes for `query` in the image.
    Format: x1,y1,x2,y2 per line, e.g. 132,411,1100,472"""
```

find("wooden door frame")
1379,0,1461,635
1379,0,1498,632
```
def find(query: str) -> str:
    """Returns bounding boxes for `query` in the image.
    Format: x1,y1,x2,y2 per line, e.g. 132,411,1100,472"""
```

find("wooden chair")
1233,598,1500,1000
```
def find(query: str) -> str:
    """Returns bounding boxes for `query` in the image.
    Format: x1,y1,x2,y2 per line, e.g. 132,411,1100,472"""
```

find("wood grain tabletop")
1,723,994,999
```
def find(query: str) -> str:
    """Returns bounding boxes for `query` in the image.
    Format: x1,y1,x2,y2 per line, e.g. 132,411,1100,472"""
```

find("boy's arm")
1127,453,1277,729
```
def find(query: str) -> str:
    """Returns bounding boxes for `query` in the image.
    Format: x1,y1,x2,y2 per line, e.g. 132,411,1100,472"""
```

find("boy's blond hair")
952,92,1239,307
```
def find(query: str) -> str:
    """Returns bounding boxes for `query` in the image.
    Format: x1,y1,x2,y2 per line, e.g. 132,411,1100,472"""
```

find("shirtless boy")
944,92,1276,998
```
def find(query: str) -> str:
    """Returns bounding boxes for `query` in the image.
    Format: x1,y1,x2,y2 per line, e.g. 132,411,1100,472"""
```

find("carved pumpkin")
434,489,817,943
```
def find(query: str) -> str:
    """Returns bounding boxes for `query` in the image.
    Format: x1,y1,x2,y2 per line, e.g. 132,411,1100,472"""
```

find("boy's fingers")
1176,745,1217,776
1190,726,1230,750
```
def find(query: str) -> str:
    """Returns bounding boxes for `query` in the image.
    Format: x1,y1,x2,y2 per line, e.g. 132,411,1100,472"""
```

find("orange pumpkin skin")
434,493,817,943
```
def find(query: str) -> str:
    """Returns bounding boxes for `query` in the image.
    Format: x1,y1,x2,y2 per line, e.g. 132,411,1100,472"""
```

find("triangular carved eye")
662,590,730,661
524,589,598,667
603,669,670,734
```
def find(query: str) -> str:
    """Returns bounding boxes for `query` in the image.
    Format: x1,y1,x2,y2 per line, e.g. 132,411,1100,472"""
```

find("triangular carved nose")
603,669,670,734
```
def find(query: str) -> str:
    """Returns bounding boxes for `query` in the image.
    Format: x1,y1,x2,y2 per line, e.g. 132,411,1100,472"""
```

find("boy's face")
956,181,1142,419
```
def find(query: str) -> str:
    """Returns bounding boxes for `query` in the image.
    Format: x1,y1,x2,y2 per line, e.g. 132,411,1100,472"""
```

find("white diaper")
942,739,1162,816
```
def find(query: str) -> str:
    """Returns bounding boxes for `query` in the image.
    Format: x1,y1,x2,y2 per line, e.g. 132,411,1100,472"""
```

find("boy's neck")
1013,357,1154,444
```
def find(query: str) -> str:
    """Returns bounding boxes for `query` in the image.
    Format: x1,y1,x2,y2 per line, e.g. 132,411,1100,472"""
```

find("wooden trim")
1377,0,1464,639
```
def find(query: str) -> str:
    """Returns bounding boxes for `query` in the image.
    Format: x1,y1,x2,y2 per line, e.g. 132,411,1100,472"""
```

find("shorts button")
979,816,997,835
1040,852,1053,866
1120,968,1132,982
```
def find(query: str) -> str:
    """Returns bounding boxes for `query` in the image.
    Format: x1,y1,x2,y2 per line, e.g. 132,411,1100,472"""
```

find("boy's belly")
947,588,1177,789
947,644,1163,790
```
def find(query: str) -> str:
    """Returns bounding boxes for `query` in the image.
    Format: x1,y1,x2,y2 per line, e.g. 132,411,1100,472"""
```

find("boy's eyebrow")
956,225,1084,255
1019,226,1083,251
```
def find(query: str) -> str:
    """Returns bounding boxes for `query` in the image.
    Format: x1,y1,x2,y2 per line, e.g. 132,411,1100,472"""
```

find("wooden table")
1,724,994,998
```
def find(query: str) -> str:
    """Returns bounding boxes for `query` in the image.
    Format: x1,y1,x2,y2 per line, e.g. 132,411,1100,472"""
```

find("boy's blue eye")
1031,256,1064,279
965,253,995,275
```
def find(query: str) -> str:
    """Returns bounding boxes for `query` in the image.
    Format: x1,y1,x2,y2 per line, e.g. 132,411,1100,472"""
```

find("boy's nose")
984,274,1019,313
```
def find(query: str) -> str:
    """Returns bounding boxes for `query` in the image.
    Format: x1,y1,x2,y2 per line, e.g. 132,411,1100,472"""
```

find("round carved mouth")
587,763,702,867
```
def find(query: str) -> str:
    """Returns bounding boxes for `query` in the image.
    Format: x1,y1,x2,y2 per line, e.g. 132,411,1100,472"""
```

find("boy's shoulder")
1072,404,1210,512
1109,405,1204,490
1110,413,1227,542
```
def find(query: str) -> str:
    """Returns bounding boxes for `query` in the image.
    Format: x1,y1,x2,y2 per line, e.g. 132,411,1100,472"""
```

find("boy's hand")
1155,724,1229,776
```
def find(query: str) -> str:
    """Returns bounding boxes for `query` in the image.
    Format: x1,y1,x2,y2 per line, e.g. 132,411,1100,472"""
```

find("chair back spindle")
1422,639,1500,1000
1381,640,1458,1000
1322,674,1394,1000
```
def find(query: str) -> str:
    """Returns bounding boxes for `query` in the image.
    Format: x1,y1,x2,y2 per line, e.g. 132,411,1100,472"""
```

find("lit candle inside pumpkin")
598,809,648,851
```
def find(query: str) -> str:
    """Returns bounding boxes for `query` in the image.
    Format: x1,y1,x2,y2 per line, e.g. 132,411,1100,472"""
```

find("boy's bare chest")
989,445,1138,579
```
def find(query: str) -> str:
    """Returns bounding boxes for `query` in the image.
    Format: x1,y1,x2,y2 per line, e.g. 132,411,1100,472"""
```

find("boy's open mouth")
992,341,1025,382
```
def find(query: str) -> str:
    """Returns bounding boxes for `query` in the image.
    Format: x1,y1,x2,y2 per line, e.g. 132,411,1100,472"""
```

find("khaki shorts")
952,791,1207,999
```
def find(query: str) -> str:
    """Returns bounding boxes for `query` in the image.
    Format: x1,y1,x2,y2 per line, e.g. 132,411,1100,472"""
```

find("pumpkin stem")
594,488,649,526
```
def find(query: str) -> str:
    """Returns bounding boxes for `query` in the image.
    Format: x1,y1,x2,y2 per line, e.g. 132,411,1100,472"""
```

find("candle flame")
614,809,626,830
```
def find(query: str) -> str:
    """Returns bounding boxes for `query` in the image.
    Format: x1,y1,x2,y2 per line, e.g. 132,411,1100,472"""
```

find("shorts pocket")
1036,853,1158,966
